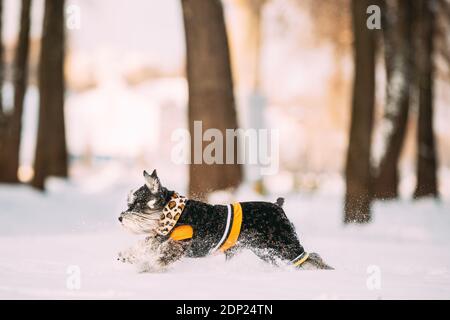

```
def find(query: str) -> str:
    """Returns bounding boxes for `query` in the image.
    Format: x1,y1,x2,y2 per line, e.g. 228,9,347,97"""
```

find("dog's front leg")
156,238,191,268
117,246,141,264
117,235,160,265
133,238,190,273
118,236,190,272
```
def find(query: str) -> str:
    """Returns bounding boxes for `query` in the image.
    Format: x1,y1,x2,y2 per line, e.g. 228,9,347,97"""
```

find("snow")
1,167,449,300
1,0,450,300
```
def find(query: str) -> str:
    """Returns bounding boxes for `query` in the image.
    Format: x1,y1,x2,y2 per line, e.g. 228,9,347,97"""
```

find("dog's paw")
117,251,135,264
300,252,334,270
136,261,167,273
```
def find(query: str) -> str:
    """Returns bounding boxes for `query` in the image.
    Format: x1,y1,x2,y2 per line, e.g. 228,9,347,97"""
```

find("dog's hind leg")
250,243,303,267
248,228,333,269
251,248,279,265
297,252,334,270
224,247,241,261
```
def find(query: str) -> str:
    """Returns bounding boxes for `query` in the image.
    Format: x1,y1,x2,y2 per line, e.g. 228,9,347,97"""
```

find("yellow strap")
170,225,193,241
293,252,310,267
220,203,243,252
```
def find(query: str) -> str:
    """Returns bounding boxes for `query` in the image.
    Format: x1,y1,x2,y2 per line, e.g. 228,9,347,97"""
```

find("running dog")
117,170,333,272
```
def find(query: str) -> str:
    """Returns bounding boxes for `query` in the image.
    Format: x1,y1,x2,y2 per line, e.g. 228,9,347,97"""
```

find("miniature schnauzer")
118,170,333,272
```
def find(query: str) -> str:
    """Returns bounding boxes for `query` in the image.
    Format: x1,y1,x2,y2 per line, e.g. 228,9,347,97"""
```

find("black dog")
118,170,332,271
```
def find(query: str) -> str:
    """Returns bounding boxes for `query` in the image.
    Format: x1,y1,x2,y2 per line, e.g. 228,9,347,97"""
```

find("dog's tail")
275,197,285,207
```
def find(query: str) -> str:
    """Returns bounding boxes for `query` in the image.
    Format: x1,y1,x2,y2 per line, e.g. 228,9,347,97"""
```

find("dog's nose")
118,216,123,222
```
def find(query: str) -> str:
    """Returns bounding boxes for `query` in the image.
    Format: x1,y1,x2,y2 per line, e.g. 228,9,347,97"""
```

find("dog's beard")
121,212,160,234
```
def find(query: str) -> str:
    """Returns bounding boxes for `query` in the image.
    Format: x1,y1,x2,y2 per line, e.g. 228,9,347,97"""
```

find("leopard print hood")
156,193,187,236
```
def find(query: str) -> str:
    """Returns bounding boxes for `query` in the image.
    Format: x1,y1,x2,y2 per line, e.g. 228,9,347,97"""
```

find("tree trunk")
32,0,67,190
0,0,3,114
0,0,31,183
344,0,376,223
181,0,242,200
414,0,438,198
373,0,413,199
0,0,5,158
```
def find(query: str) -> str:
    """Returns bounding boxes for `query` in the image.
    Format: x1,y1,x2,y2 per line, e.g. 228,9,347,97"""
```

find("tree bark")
414,0,438,198
0,0,4,114
373,0,413,199
344,0,376,223
32,0,67,190
0,0,5,157
0,0,31,183
181,0,242,200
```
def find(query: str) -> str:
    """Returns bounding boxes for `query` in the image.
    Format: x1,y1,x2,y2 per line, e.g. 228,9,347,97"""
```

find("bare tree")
436,0,450,80
0,0,3,115
0,0,32,183
32,0,67,190
181,0,242,200
373,0,414,199
414,0,438,198
0,0,5,154
344,0,376,223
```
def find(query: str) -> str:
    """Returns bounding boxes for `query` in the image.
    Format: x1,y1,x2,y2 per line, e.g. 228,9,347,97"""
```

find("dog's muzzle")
119,211,161,234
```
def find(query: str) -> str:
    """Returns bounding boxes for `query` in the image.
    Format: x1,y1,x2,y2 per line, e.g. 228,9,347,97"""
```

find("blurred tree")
0,0,5,154
414,0,438,198
0,0,32,183
344,0,376,223
373,0,413,199
32,0,67,190
0,0,3,115
231,0,268,195
303,0,351,52
436,0,450,81
181,0,242,200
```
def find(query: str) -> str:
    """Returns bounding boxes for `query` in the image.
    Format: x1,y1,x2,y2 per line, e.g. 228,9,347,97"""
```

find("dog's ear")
143,170,161,193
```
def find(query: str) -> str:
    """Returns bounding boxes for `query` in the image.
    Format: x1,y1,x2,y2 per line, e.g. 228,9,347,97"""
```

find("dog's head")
119,170,172,234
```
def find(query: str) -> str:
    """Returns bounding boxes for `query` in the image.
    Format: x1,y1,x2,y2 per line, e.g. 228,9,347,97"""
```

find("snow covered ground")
1,165,449,300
